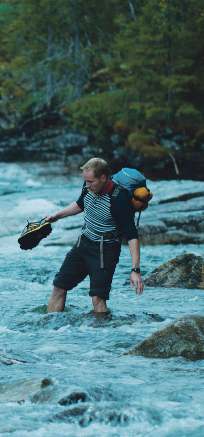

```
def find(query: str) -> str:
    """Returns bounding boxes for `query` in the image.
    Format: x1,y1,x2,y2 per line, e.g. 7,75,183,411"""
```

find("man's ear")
101,174,107,182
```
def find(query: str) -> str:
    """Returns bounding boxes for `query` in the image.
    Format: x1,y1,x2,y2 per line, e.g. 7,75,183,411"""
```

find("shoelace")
26,217,47,231
22,220,45,235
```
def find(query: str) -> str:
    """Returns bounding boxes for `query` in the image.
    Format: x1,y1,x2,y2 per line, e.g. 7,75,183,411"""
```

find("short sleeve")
76,183,86,211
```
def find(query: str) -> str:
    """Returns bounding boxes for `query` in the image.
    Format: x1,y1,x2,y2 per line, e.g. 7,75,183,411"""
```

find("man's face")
83,169,107,194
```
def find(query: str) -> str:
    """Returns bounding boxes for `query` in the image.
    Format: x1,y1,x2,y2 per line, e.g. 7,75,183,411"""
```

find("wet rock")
0,129,88,162
158,191,204,204
127,315,204,360
144,253,204,288
103,410,130,425
54,406,89,424
162,215,204,234
63,153,84,172
142,312,165,322
139,215,204,245
0,354,27,365
140,229,204,245
58,391,89,406
30,379,54,404
138,193,204,245
139,221,168,238
40,378,53,388
53,405,129,426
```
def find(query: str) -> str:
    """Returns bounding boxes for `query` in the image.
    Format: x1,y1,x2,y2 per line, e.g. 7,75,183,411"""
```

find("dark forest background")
0,0,204,178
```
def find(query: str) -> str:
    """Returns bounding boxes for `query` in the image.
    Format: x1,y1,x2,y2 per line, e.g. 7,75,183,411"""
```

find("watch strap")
131,267,141,274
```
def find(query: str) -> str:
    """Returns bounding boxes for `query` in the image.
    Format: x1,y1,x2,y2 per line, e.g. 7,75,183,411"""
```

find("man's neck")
99,179,114,195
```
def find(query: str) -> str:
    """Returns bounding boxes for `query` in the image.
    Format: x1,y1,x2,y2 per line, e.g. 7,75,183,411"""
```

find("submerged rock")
53,405,129,426
127,315,204,360
30,380,54,404
144,253,204,288
0,354,27,365
54,405,88,423
0,378,54,403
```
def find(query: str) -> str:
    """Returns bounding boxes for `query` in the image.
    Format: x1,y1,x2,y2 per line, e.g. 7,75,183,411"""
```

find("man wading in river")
47,158,144,314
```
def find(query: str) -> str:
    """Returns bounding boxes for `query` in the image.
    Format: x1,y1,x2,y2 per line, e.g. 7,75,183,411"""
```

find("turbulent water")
0,163,204,437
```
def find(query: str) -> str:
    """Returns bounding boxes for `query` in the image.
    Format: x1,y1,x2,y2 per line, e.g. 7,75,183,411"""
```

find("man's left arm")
128,238,144,294
111,189,144,294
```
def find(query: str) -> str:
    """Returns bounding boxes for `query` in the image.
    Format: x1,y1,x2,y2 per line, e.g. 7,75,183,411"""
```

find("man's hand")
130,272,144,295
46,202,82,224
46,215,59,223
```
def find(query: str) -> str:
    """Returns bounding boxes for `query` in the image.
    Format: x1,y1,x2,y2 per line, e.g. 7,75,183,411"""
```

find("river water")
0,163,204,437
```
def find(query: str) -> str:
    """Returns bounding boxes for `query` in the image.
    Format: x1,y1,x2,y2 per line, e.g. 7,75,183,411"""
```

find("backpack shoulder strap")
111,183,142,228
110,184,122,199
136,211,141,228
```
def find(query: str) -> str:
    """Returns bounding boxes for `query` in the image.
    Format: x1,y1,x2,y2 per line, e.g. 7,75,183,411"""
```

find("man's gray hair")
80,157,110,178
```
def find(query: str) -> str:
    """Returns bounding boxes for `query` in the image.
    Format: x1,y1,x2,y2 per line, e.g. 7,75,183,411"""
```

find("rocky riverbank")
138,190,204,245
0,114,204,179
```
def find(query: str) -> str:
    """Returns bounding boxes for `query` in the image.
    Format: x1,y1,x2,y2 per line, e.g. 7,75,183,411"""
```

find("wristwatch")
131,267,141,274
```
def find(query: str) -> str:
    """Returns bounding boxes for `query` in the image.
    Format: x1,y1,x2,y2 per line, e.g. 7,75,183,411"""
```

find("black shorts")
53,235,121,300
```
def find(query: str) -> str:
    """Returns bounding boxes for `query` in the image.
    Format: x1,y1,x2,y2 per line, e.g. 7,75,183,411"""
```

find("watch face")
132,268,140,273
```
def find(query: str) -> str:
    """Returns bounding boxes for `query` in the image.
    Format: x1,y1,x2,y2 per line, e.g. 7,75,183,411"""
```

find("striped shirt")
76,181,138,243
81,190,118,242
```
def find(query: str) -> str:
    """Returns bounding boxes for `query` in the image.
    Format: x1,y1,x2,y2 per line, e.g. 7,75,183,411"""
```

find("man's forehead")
83,169,96,179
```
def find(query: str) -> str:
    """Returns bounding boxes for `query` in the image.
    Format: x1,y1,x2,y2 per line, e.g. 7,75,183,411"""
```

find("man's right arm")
46,201,83,223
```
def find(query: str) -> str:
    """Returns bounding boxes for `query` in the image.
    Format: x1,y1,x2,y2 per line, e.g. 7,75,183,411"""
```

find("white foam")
189,296,199,301
0,163,29,182
34,344,68,354
12,198,56,218
0,326,16,334
25,178,42,188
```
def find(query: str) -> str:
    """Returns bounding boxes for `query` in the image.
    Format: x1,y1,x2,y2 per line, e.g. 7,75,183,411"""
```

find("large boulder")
144,253,204,288
127,315,204,360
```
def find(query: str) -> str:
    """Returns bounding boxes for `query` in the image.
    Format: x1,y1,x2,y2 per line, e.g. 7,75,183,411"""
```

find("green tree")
109,0,203,135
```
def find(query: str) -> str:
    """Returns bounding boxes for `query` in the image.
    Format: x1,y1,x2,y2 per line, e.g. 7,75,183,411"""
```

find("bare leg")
47,286,67,312
92,296,108,313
